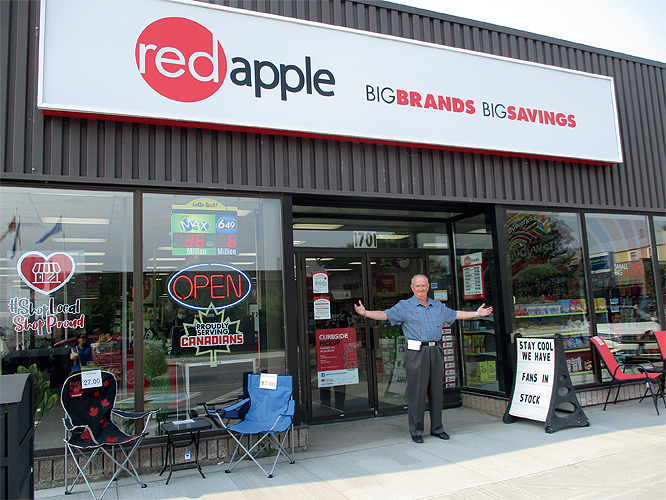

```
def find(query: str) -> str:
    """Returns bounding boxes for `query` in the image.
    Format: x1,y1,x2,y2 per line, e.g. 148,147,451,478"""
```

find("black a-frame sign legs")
544,334,589,433
504,334,589,433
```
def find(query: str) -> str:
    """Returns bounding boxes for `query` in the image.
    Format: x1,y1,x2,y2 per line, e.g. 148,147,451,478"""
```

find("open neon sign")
167,263,251,310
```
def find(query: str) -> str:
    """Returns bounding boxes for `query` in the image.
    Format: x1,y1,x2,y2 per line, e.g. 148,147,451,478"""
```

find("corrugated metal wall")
1,0,665,212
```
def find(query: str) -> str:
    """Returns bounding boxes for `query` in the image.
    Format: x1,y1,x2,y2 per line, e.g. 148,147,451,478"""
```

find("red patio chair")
589,336,665,415
654,330,666,363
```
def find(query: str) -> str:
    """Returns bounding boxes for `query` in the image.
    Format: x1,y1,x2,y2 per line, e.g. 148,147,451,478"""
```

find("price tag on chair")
81,370,103,389
259,373,278,390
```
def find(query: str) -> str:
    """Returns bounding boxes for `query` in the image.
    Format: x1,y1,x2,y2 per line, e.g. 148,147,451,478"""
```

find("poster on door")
316,327,359,388
312,271,329,294
313,297,331,320
461,252,485,300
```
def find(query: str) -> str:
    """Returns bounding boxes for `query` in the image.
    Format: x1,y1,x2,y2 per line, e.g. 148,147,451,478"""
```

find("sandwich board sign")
504,334,588,433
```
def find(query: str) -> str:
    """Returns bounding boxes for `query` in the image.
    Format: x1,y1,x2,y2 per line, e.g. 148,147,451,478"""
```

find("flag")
0,215,18,243
36,215,63,244
9,217,20,259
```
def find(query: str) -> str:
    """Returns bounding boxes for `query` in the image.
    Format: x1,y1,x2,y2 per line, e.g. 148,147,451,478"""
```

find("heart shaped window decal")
17,251,76,295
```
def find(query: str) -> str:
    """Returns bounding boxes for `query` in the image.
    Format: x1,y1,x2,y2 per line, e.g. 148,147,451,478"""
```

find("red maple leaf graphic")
94,391,100,398
100,398,109,407
89,407,99,417
81,430,92,441
107,437,118,443
100,417,107,429
103,380,109,387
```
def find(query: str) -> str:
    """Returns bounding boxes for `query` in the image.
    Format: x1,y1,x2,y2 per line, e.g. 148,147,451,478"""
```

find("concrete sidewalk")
36,399,666,500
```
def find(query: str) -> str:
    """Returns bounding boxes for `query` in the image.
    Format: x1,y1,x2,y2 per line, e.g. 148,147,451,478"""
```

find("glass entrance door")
300,251,426,423
303,254,372,420
370,256,424,414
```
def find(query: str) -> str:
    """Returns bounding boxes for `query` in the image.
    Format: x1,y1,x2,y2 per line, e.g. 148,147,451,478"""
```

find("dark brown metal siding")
2,0,665,212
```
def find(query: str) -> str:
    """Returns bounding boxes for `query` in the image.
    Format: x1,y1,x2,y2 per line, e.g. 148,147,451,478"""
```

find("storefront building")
1,0,665,472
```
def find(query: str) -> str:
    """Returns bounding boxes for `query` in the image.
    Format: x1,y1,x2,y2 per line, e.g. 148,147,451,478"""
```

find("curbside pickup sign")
38,0,622,164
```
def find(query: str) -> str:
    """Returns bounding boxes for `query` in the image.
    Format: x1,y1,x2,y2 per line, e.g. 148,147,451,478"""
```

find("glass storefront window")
0,187,133,450
142,194,284,430
656,216,666,320
506,211,593,385
455,214,503,392
293,205,458,249
585,214,659,368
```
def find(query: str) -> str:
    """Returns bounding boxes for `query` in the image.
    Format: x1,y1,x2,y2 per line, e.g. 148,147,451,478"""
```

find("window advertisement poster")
461,252,485,300
312,271,328,294
171,198,238,256
316,327,359,388
313,297,331,320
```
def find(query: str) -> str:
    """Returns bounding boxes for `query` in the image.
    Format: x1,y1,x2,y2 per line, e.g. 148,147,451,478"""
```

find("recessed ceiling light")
293,223,344,230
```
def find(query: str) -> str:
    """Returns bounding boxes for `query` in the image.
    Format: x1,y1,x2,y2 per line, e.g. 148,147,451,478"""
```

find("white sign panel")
509,338,555,422
259,373,278,390
81,370,103,389
38,0,622,164
313,297,331,320
312,272,328,294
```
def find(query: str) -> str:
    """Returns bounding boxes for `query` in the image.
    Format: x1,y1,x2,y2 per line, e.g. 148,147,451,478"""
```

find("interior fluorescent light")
239,253,257,257
76,263,104,266
293,223,344,230
293,241,305,245
229,262,255,265
469,228,488,234
41,217,110,224
422,243,449,248
148,257,187,262
326,268,353,272
52,238,107,243
377,234,409,239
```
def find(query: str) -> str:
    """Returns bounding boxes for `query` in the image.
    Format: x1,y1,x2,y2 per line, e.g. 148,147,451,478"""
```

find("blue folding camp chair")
204,374,295,478
196,371,251,428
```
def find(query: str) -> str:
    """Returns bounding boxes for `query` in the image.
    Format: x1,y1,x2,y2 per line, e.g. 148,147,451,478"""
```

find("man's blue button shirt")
384,296,456,342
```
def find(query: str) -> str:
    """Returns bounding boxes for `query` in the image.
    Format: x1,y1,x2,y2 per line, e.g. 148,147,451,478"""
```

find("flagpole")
62,211,68,345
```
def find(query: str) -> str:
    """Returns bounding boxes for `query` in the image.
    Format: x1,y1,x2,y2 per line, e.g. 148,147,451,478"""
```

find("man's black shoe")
411,435,424,443
431,431,450,440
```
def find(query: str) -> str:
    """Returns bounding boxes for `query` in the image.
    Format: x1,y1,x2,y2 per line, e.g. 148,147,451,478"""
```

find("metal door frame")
296,248,428,424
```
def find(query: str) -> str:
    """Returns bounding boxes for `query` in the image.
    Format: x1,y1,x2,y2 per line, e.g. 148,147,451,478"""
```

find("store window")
455,214,503,392
293,205,460,249
506,211,593,385
586,214,659,367
656,216,666,319
0,186,133,450
142,194,284,429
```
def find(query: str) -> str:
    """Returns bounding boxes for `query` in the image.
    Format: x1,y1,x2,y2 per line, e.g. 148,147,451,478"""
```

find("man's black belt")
421,341,438,346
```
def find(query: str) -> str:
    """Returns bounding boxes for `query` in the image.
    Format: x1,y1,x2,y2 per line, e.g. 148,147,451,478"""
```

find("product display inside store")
507,211,595,385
